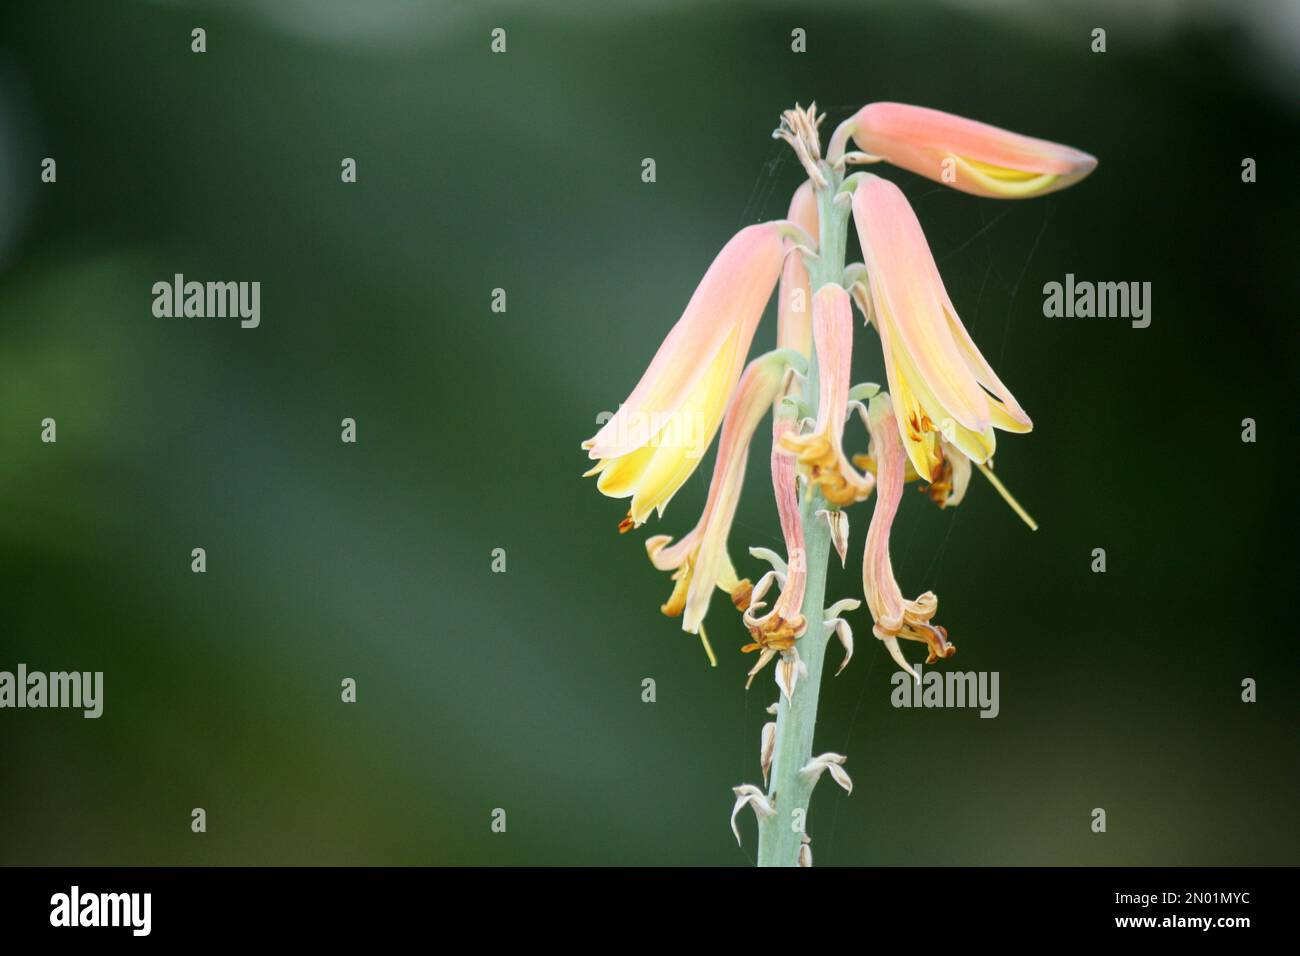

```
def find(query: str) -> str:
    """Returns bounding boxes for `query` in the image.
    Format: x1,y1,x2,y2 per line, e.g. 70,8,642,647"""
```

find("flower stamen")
974,459,1038,531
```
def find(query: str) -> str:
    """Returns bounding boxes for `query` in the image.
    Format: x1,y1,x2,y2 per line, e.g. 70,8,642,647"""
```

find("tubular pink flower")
835,102,1097,199
645,351,796,636
741,416,808,663
776,181,819,359
860,393,954,678
583,222,805,529
778,284,875,506
852,174,1031,482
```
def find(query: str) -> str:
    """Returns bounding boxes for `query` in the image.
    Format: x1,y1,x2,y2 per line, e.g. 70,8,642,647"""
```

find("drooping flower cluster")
583,101,1095,684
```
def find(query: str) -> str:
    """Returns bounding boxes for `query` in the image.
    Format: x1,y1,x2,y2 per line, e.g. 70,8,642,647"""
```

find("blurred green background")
1,0,1296,866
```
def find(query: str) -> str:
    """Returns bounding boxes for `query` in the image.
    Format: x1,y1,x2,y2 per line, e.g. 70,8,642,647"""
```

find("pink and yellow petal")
852,178,991,435
584,223,786,462
844,102,1097,200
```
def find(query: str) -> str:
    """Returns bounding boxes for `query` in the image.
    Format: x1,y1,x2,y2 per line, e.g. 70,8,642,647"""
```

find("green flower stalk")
583,102,1096,866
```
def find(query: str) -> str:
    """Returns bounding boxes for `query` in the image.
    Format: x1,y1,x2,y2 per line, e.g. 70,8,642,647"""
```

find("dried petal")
800,752,853,795
730,784,776,846
817,508,849,568
775,648,808,703
760,722,777,788
824,597,861,676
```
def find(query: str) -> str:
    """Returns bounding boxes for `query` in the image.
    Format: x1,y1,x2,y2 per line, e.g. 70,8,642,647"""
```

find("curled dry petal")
746,568,781,608
824,597,861,676
827,763,853,795
730,784,776,846
800,753,853,795
817,508,849,567
826,597,861,619
775,647,808,703
748,546,789,578
831,619,854,676
843,262,875,327
742,416,808,657
745,648,779,690
761,721,777,788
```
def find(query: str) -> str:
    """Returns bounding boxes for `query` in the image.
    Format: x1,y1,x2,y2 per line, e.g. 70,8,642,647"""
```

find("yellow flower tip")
951,154,1060,198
